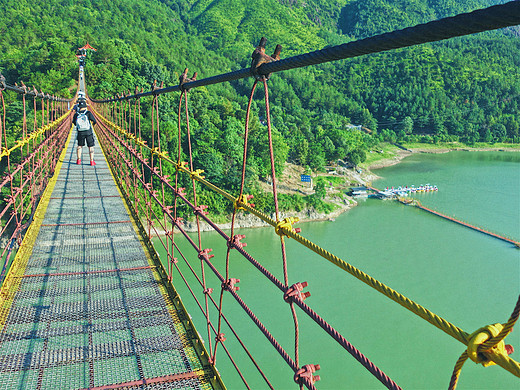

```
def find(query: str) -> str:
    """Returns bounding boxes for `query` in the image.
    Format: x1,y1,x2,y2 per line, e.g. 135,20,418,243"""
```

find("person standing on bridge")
73,100,97,166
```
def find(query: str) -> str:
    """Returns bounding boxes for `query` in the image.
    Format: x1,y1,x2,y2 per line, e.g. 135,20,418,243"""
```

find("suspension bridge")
1,2,519,389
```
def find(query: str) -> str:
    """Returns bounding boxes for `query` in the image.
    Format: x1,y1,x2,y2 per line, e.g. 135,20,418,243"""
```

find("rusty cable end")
179,67,197,92
294,364,321,385
251,37,282,81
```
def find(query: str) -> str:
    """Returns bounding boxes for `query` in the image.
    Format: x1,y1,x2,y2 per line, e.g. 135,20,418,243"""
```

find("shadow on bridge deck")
0,128,221,389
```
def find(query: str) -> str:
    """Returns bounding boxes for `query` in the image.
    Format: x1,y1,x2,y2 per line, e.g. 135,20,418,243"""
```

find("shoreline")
365,146,520,170
155,146,519,234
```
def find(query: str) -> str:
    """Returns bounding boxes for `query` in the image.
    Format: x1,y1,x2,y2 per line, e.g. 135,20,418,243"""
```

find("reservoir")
155,151,519,389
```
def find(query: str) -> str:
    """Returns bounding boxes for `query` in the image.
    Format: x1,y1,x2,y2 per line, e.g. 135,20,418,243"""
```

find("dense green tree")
1,0,519,217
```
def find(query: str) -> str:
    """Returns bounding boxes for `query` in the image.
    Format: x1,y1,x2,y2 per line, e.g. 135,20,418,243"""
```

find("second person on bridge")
73,100,97,166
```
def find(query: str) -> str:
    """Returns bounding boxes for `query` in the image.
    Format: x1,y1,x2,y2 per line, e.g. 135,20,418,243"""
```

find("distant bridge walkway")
0,127,219,389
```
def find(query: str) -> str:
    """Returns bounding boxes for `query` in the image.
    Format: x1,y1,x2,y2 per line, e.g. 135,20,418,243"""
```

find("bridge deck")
0,129,218,389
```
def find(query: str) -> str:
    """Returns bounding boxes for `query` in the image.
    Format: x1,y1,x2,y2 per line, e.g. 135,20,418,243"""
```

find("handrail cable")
92,1,520,103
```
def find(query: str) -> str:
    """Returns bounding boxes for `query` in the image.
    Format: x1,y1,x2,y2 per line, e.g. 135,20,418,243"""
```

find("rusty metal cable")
94,109,402,389
93,2,520,103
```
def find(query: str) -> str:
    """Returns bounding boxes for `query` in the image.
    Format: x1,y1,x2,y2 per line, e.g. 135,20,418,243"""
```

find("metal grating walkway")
0,129,220,389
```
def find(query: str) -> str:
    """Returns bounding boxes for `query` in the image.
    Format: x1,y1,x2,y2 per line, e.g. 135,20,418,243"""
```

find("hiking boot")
90,160,96,166
76,159,81,165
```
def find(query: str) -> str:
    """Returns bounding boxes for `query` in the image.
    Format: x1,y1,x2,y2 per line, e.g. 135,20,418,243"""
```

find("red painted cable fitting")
246,194,255,208
222,278,240,292
177,187,186,197
198,248,214,262
284,282,311,303
294,364,321,385
203,287,213,295
174,217,183,226
228,234,247,250
194,205,209,216
172,257,178,264
215,333,226,343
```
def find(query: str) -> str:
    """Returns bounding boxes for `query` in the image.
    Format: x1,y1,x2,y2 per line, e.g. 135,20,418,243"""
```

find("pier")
365,186,519,248
397,197,520,248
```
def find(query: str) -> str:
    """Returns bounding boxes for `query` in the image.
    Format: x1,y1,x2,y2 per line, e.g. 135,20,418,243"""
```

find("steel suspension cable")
93,2,520,103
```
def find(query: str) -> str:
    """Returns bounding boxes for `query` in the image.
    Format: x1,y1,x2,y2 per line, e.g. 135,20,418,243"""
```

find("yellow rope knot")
135,137,146,147
176,161,188,171
190,169,205,181
234,194,251,211
151,147,167,159
467,323,509,367
275,217,300,237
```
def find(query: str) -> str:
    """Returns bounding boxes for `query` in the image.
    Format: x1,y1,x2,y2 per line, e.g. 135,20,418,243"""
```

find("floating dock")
397,197,520,248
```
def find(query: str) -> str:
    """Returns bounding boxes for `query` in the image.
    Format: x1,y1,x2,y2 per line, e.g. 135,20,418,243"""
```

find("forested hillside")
1,0,519,214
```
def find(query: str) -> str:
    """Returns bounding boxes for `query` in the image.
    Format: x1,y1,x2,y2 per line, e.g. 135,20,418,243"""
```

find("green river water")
154,151,519,389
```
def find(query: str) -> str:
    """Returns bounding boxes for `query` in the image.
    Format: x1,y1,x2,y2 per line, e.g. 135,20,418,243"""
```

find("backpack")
76,111,91,132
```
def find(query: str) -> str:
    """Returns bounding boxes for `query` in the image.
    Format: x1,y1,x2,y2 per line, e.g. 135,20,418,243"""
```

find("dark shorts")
77,131,94,147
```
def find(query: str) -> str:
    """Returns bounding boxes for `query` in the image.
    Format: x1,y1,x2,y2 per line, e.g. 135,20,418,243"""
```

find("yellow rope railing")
0,111,70,161
95,109,520,381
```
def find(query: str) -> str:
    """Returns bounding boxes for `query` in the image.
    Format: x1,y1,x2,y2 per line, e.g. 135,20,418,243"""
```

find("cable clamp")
195,205,209,216
150,80,163,94
215,333,226,343
176,161,188,171
275,217,301,237
284,282,310,303
251,37,282,81
234,194,254,211
466,323,514,367
135,137,147,147
176,187,186,197
190,169,205,181
179,68,198,92
152,147,168,160
198,248,214,262
0,73,6,91
222,278,240,292
228,234,247,250
203,287,213,295
294,364,320,385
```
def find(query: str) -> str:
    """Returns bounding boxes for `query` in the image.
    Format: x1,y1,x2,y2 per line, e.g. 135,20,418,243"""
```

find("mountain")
1,0,519,197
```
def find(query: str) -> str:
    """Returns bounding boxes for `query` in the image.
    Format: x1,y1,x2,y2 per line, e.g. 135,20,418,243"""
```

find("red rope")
95,93,401,390
178,88,213,360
